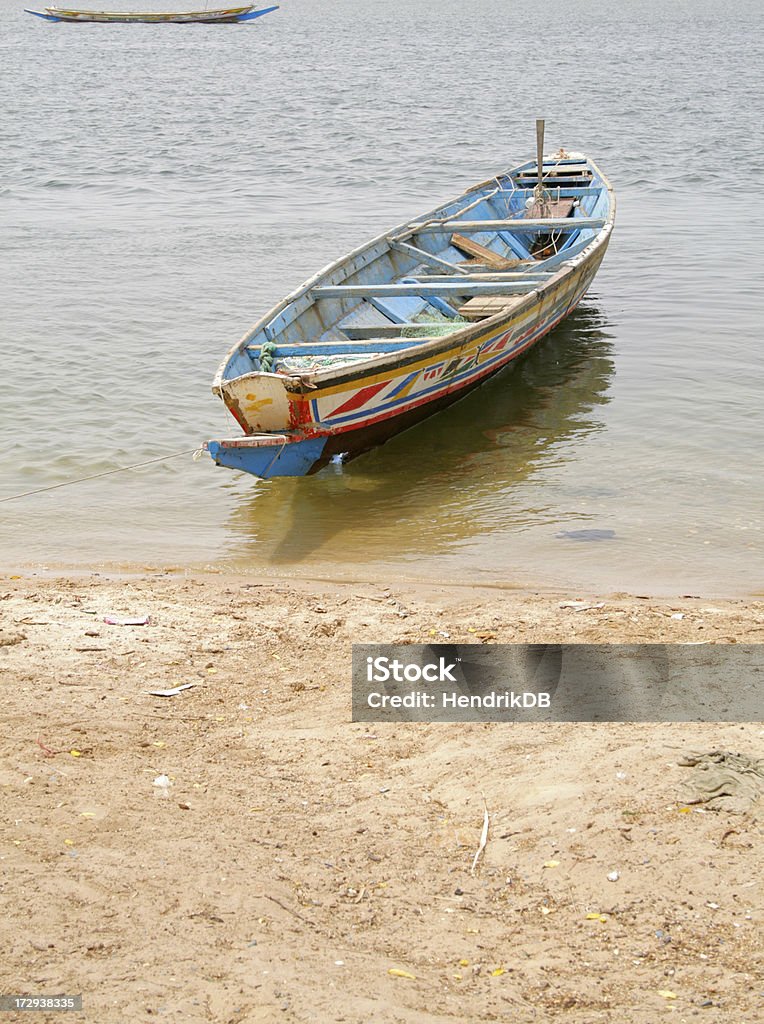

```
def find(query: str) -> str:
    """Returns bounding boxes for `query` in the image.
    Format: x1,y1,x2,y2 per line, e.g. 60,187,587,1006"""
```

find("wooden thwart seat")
457,295,526,321
410,217,604,233
516,162,592,176
341,323,464,339
312,281,542,298
248,339,423,357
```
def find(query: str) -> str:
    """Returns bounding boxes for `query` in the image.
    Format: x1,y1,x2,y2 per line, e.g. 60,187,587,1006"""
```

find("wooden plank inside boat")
519,163,592,176
458,259,537,271
450,234,519,270
524,197,576,219
457,295,527,321
388,240,463,274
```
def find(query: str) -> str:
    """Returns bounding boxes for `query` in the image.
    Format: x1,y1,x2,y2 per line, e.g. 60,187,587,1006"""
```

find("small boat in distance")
25,4,278,22
206,122,615,479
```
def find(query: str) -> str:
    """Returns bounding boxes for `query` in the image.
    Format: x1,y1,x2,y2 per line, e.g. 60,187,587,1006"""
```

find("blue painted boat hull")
237,5,278,20
207,436,328,478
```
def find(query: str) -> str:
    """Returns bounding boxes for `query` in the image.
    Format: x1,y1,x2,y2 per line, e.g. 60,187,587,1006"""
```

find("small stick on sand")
254,892,311,924
35,737,62,757
471,797,490,875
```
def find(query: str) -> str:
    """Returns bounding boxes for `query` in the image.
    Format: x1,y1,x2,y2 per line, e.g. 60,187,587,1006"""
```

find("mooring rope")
259,340,277,372
0,448,200,504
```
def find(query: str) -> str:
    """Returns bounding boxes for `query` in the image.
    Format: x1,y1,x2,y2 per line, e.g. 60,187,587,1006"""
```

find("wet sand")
1,573,762,1022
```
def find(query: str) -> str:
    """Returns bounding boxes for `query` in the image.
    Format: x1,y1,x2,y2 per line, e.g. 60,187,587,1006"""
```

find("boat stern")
205,433,328,479
213,371,299,435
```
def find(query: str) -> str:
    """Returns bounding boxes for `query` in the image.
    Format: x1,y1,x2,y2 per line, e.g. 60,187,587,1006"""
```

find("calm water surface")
1,0,763,594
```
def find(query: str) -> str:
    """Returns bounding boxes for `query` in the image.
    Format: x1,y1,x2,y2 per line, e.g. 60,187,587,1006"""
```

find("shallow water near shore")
1,0,763,594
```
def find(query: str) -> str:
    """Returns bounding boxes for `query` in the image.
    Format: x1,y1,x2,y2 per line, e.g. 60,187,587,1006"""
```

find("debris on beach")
678,750,764,815
35,738,61,757
153,774,172,798
0,629,26,646
559,600,606,611
146,683,196,697
466,627,498,640
103,615,151,626
470,798,490,875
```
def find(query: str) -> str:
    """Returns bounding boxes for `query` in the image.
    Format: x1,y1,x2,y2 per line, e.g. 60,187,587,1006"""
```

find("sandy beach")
1,572,762,1022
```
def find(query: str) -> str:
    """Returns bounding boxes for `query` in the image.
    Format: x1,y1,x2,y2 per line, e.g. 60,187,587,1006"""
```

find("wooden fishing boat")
25,4,277,22
206,124,615,479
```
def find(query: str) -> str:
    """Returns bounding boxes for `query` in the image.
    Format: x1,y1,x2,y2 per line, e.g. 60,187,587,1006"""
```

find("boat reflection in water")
221,300,615,571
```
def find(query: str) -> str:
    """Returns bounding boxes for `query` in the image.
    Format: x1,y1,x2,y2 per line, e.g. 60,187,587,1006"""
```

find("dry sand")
1,573,762,1022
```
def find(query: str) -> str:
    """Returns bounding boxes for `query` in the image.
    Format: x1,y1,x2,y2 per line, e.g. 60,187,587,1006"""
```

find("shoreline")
2,563,763,602
2,570,763,646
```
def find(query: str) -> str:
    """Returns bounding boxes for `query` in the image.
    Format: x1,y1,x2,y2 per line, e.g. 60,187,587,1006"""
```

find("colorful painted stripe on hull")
308,265,598,435
209,258,601,478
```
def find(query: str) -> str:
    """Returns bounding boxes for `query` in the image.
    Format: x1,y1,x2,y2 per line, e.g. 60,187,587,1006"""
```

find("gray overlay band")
352,644,763,722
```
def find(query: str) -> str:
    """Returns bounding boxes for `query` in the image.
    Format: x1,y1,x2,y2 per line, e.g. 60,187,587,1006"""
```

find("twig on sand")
471,796,490,875
254,892,311,924
35,738,62,757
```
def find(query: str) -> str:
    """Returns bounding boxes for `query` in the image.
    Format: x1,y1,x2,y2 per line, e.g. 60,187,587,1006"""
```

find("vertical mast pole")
533,118,551,217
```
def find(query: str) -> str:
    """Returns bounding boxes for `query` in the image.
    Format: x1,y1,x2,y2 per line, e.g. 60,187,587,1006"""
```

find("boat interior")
222,155,610,381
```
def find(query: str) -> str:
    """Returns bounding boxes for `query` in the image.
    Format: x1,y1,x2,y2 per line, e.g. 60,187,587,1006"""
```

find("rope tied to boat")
259,340,277,372
0,448,200,504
